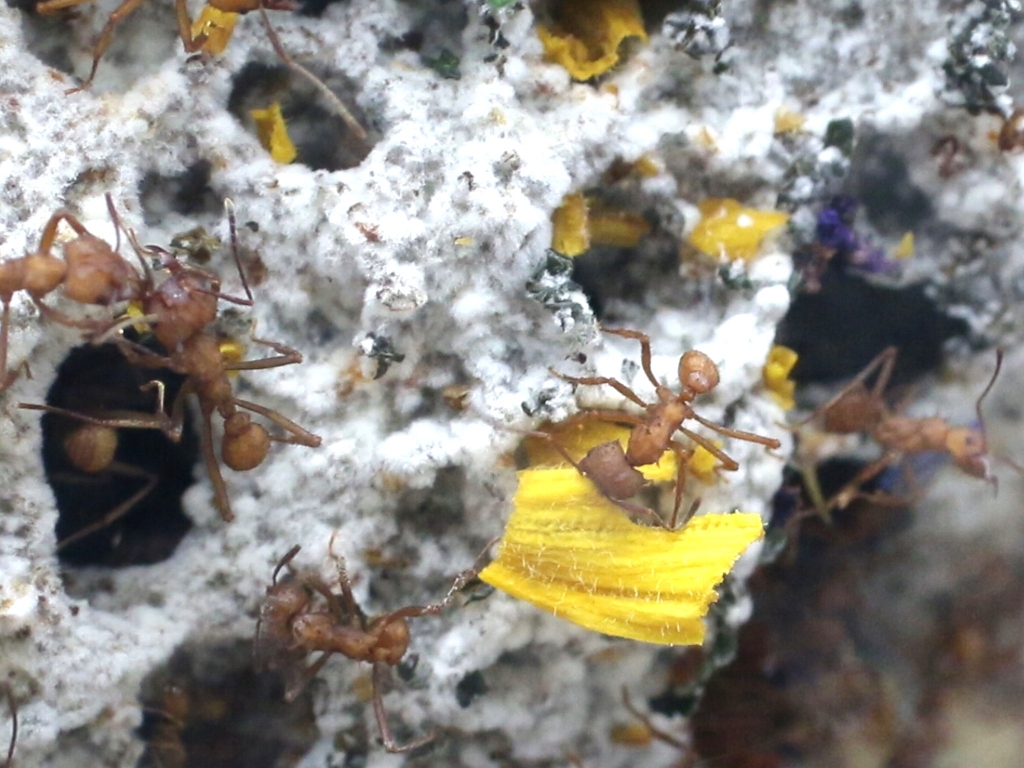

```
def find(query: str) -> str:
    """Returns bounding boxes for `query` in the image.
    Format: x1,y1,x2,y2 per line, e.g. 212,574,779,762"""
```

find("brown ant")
1,194,141,393
21,200,321,522
544,327,781,528
1,684,15,768
794,346,1003,514
255,541,493,753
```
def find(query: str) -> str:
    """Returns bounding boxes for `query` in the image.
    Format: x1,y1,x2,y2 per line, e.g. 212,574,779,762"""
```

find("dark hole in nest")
228,61,374,172
137,640,319,768
775,269,968,386
41,342,197,567
140,160,221,223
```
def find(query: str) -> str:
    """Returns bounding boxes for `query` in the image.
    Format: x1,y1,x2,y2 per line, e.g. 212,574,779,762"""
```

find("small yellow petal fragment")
763,345,798,410
632,155,662,178
551,192,590,256
893,231,914,259
589,208,651,248
190,6,238,55
480,466,765,645
610,721,653,746
537,0,648,81
688,199,789,262
773,107,806,135
688,443,720,481
250,102,298,164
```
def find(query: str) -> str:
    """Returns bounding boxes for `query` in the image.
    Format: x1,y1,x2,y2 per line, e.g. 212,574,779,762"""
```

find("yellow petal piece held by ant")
688,199,789,262
537,0,648,81
190,6,239,55
551,192,591,256
250,103,298,164
479,466,764,645
763,345,798,410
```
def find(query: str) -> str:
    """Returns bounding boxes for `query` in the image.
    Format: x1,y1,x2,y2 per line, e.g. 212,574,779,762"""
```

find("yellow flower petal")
588,207,651,248
250,102,298,164
537,0,648,81
190,6,238,56
762,345,798,410
480,466,764,645
688,199,789,262
551,192,590,256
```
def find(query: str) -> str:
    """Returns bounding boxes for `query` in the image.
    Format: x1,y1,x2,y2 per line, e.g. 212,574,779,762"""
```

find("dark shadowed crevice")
40,343,197,567
228,61,375,172
138,640,319,768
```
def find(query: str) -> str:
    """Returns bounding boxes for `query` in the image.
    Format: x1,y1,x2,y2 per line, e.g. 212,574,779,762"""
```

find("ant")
255,540,493,753
793,346,1004,515
1,194,142,394
544,327,781,529
21,200,321,522
2,684,15,768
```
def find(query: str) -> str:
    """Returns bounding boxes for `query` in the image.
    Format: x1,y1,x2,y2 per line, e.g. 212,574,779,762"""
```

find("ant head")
678,351,719,395
946,428,991,480
221,413,271,471
371,617,411,666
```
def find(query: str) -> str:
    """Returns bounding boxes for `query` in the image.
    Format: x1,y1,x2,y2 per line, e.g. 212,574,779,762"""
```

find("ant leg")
600,327,661,391
225,337,303,371
175,0,207,53
826,454,898,512
283,652,333,703
2,682,15,768
666,441,696,530
689,412,782,449
551,369,650,409
221,200,255,306
17,402,175,433
257,6,368,142
324,534,361,618
371,662,436,753
56,463,159,551
621,687,689,751
232,398,322,447
0,302,16,394
198,409,235,522
974,348,1004,434
677,426,739,471
59,0,149,93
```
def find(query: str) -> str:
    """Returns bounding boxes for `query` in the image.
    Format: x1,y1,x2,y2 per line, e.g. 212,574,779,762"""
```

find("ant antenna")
256,4,368,142
975,349,1003,435
2,684,16,768
104,193,123,255
223,199,255,306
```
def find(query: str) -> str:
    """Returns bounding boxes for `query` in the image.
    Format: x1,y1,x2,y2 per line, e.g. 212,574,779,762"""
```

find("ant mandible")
255,541,493,753
1,194,141,393
545,327,781,528
795,346,1003,514
21,200,321,521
